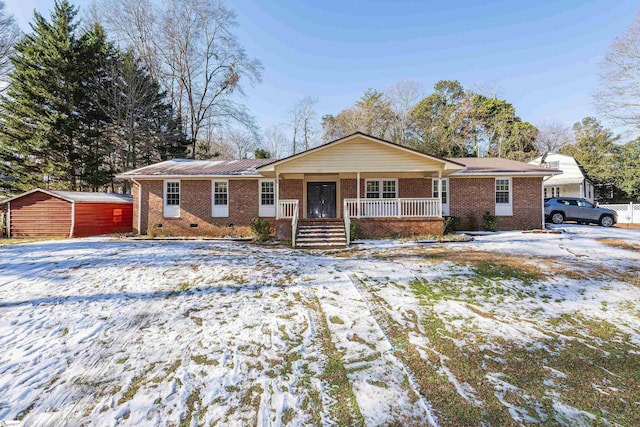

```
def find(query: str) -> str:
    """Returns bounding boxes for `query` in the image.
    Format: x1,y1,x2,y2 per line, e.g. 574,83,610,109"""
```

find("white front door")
433,178,449,216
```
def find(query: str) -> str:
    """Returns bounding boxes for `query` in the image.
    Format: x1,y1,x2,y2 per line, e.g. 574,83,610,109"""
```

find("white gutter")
132,179,142,235
69,201,75,238
451,171,562,177
116,174,264,180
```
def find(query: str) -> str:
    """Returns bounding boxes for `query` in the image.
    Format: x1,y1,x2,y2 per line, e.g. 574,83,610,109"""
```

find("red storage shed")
5,189,133,238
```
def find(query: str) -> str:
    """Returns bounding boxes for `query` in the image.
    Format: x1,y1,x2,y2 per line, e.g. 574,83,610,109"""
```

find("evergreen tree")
0,1,110,190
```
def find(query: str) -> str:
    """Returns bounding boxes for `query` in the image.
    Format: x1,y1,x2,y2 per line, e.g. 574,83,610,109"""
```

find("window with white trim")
495,178,512,216
212,180,229,217
259,179,275,217
163,180,180,217
365,179,397,199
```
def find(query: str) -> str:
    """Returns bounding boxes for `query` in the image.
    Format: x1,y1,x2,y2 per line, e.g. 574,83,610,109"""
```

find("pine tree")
0,1,110,190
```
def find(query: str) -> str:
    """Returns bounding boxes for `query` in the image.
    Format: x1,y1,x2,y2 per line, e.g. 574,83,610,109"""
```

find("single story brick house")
117,133,559,246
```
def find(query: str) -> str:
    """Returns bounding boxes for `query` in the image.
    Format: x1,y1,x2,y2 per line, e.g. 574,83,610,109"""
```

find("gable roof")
116,159,276,179
2,188,133,204
256,132,466,172
449,157,562,176
528,153,591,184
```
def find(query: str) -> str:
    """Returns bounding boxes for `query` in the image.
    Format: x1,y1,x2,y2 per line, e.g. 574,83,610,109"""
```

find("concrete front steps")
295,220,347,249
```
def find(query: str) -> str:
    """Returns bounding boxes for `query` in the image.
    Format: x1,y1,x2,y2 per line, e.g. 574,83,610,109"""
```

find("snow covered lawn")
1,225,639,426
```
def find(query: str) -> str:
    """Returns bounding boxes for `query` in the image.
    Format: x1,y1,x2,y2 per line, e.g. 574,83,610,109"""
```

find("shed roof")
3,189,133,204
117,159,276,179
448,157,561,176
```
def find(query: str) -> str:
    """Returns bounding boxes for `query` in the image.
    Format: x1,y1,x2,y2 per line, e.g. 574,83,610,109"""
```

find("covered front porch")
255,133,464,246
272,173,448,246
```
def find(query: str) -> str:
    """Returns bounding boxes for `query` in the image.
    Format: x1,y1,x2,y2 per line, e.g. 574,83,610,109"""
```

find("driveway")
1,225,639,426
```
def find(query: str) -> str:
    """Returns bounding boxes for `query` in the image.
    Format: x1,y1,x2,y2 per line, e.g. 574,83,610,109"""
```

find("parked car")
544,197,617,227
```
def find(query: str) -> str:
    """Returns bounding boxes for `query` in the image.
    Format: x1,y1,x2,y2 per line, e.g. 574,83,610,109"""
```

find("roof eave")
117,174,263,180
452,171,562,177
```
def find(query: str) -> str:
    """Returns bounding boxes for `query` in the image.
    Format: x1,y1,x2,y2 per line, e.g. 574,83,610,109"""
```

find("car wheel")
600,215,614,227
551,212,564,224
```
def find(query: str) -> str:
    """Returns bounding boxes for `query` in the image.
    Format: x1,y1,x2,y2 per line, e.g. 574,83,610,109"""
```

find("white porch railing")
292,202,299,248
344,198,441,218
278,199,298,219
344,202,350,246
278,199,300,247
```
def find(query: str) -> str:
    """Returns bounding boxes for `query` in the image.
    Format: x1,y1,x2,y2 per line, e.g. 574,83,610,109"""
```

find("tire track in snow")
346,272,440,427
311,265,438,427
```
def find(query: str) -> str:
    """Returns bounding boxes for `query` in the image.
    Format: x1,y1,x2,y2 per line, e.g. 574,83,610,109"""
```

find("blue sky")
5,0,639,136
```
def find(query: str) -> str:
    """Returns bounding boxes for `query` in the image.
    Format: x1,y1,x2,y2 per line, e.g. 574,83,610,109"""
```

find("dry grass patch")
597,238,640,252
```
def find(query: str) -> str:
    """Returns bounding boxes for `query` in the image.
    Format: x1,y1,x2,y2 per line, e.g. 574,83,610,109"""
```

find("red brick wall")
354,218,443,238
279,179,303,218
140,179,261,237
450,177,543,230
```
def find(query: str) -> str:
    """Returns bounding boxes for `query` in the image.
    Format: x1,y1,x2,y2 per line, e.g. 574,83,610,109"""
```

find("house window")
366,180,380,198
164,180,180,218
212,180,229,217
543,161,560,169
495,178,512,216
365,179,397,199
551,187,560,197
259,180,275,217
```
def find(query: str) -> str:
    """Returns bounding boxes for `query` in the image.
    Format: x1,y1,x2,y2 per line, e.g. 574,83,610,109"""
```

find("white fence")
344,198,441,218
598,202,640,224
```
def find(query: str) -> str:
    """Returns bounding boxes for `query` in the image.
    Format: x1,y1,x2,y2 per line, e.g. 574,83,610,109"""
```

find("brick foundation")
353,218,444,238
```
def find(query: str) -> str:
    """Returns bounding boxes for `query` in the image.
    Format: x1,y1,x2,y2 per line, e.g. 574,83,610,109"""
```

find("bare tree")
219,127,257,159
595,12,640,132
534,120,574,153
288,95,318,153
91,0,263,158
384,79,424,145
262,124,289,158
0,1,20,87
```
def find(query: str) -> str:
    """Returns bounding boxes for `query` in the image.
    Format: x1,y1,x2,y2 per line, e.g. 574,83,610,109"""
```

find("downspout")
132,179,142,235
541,180,545,229
69,200,76,238
6,201,10,238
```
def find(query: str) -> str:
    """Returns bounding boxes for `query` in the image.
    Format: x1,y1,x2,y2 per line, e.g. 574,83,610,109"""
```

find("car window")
578,200,594,208
557,199,569,205
567,200,579,206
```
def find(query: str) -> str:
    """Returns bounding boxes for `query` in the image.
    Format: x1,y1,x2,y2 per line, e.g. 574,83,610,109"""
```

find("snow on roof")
117,159,277,178
47,190,133,204
449,157,560,175
3,189,133,204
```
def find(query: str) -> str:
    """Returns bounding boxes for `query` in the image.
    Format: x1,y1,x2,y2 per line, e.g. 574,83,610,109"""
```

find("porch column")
356,172,361,218
275,172,280,219
438,171,443,217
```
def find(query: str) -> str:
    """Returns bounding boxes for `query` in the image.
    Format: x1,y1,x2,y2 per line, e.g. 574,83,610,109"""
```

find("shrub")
349,222,361,241
249,217,272,242
482,211,498,232
443,216,460,234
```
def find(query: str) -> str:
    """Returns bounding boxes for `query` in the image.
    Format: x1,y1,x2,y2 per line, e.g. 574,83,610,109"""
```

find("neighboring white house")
529,153,595,203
